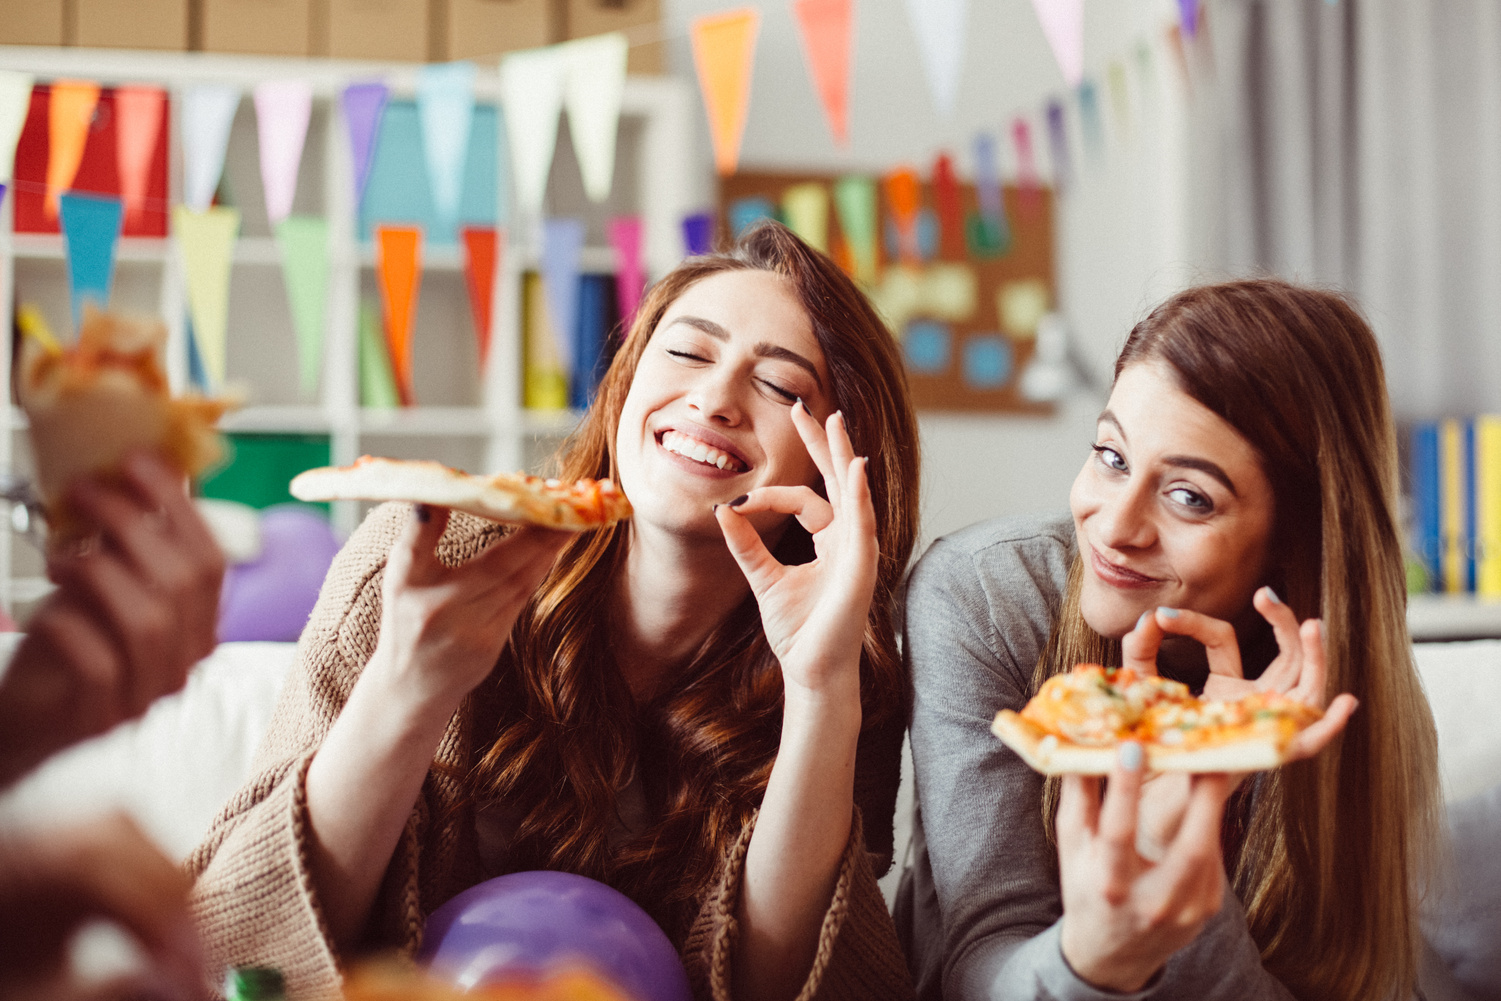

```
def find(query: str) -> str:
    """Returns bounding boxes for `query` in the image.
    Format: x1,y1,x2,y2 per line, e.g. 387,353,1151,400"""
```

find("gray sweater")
895,514,1294,1001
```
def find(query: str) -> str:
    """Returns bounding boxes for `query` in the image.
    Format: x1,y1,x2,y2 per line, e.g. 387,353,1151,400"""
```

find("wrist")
356,650,465,743
1059,917,1162,994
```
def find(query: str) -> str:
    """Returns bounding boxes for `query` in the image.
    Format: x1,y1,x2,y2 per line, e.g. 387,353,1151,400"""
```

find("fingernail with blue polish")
1264,586,1282,604
1136,610,1152,630
1158,606,1180,618
795,397,806,411
730,494,749,507
1119,742,1144,770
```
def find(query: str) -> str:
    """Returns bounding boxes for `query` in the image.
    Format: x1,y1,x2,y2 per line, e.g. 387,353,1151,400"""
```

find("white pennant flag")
1030,0,1085,88
903,0,969,117
253,79,313,225
0,71,34,183
183,84,241,212
500,46,569,217
417,62,477,226
563,33,628,204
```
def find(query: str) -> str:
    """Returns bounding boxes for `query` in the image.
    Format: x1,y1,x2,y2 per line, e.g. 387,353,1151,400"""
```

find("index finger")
791,400,840,509
1154,608,1244,681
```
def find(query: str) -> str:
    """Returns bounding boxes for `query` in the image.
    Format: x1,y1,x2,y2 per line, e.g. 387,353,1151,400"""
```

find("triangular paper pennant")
1178,0,1199,38
563,33,628,203
1030,0,1085,88
0,183,6,210
607,216,645,336
1046,99,1070,194
183,85,241,212
972,132,1002,218
341,81,388,207
0,72,34,183
1012,117,1042,216
359,298,400,409
275,215,329,396
883,167,922,263
113,86,166,227
792,0,853,146
832,175,877,283
1077,79,1103,158
931,154,964,259
254,79,313,226
690,8,761,175
417,62,476,226
172,205,241,388
375,225,422,406
500,46,567,217
782,182,830,255
461,226,500,365
59,192,123,329
903,0,967,116
541,218,585,375
46,80,101,217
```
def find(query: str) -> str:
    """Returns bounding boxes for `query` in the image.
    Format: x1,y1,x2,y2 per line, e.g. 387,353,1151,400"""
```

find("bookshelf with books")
0,46,699,619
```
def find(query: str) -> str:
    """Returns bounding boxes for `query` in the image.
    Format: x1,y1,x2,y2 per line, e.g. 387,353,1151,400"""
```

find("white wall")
662,0,1200,547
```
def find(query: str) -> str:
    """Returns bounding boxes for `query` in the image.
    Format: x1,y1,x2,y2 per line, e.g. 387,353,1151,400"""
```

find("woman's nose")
1094,482,1156,550
686,370,744,425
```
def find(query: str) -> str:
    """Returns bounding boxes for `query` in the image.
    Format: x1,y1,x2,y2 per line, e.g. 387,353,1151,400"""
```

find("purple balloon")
217,505,342,643
418,871,692,1001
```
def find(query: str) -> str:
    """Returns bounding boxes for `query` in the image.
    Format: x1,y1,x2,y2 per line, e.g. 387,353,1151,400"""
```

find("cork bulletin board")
719,171,1055,414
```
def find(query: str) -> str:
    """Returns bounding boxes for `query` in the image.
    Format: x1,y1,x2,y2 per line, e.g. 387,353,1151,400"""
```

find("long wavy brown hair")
469,222,920,938
1034,279,1441,1000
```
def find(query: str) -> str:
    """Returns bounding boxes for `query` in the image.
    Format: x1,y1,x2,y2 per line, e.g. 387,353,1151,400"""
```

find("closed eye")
666,349,710,363
760,378,798,403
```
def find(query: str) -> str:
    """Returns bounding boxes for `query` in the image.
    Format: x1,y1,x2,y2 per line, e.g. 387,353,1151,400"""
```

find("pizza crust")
991,709,1291,775
289,457,631,532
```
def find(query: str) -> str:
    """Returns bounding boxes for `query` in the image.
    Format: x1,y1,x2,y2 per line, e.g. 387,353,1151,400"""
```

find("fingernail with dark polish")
730,494,749,507
415,504,431,523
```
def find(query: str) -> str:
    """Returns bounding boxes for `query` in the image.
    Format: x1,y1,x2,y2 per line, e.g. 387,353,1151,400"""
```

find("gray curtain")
1191,0,1501,420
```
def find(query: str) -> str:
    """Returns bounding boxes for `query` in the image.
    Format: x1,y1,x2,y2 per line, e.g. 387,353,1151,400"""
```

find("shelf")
8,233,170,262
8,577,54,603
220,406,338,433
1408,593,1501,641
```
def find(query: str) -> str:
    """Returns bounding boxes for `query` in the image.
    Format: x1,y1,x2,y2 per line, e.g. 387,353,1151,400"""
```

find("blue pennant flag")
59,192,125,332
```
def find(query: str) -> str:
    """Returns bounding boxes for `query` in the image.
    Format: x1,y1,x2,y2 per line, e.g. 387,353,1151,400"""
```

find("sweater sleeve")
682,807,915,1001
185,503,414,1000
903,517,1297,1001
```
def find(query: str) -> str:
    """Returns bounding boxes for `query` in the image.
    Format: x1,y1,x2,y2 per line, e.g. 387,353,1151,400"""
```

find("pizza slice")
289,456,632,532
992,663,1324,774
20,306,234,542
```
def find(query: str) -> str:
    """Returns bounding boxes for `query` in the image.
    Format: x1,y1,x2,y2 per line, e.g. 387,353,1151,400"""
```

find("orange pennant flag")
884,166,922,262
114,86,165,226
690,8,761,175
46,80,101,217
792,0,853,146
461,226,501,366
376,225,423,406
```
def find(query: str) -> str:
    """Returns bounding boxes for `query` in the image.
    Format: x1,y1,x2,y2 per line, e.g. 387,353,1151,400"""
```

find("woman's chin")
1079,593,1147,642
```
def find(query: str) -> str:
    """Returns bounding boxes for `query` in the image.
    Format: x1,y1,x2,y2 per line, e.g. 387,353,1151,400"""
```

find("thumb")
387,504,451,586
714,503,783,594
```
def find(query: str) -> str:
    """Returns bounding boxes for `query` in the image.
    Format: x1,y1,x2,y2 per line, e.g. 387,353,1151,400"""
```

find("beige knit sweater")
187,503,915,1001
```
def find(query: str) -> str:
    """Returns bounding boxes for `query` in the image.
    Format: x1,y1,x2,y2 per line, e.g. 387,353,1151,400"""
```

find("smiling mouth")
1090,547,1162,588
659,430,748,472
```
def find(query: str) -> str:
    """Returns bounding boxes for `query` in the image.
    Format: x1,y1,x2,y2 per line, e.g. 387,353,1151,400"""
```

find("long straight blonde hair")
1036,280,1440,1000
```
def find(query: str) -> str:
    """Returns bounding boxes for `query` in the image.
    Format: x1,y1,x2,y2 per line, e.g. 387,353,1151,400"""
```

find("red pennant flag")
113,86,165,227
931,153,964,260
376,225,423,406
792,0,854,146
461,226,500,366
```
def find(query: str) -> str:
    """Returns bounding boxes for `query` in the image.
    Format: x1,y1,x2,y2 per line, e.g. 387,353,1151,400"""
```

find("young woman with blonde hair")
899,279,1442,1000
189,222,921,1001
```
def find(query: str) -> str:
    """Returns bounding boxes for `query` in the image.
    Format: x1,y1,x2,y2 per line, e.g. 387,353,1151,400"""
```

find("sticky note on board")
904,321,951,374
999,279,1050,340
962,334,1013,389
868,265,924,332
923,263,977,320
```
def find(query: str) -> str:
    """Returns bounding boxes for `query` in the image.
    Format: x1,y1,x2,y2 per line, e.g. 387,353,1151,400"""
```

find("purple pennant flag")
608,216,645,337
542,217,586,374
1046,99,1071,196
972,133,1002,219
682,212,714,256
0,182,6,211
341,81,389,206
1178,0,1199,38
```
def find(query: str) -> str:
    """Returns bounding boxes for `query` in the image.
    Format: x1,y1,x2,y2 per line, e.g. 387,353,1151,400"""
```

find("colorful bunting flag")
792,0,854,146
1107,61,1131,139
1076,79,1103,158
1012,117,1039,194
173,205,241,388
183,85,240,212
690,8,761,175
359,299,400,409
376,225,422,406
500,46,567,216
254,79,313,226
884,167,922,263
931,154,964,259
563,33,628,203
341,81,388,207
833,176,877,283
682,211,714,256
607,216,645,336
59,192,123,329
1178,0,1199,39
113,86,165,227
972,132,1003,219
275,215,329,396
1046,99,1071,194
417,62,477,226
782,183,830,255
461,226,500,365
0,183,6,211
0,72,34,183
1030,0,1085,88
903,0,968,116
542,217,586,375
46,81,101,217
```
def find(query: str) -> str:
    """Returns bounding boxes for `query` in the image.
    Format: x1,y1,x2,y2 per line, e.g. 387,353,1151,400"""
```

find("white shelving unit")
0,46,700,618
1408,593,1501,642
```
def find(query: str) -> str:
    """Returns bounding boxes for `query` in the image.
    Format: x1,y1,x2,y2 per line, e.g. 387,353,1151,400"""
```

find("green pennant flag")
276,215,330,397
359,298,400,409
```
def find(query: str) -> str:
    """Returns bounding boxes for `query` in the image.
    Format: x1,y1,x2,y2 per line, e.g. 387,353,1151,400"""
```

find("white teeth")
662,430,743,472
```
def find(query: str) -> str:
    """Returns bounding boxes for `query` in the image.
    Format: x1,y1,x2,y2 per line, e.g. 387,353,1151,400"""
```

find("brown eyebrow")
669,315,824,389
1097,409,1239,497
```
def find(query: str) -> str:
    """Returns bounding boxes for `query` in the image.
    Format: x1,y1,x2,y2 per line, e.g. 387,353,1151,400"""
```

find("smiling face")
614,269,831,539
1070,360,1276,639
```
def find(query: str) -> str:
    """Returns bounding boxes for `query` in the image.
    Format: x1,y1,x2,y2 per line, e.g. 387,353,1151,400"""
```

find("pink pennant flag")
113,86,165,227
608,216,645,337
1012,117,1042,216
792,0,854,146
1029,0,1084,88
253,79,313,226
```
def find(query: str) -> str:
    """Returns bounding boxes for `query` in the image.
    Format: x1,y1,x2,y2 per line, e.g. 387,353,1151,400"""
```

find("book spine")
1478,416,1501,595
1440,418,1471,593
1413,422,1442,591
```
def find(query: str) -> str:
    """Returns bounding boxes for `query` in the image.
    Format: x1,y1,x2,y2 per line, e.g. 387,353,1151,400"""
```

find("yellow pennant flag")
46,80,101,217
690,9,761,176
173,205,241,387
